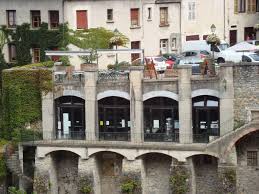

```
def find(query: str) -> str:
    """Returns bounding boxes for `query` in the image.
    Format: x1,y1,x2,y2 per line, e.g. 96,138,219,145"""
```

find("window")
76,10,88,29
33,48,40,63
203,35,208,40
171,38,177,50
238,0,246,12
6,10,16,28
31,11,41,28
131,41,140,61
186,35,199,41
148,7,152,20
107,9,113,21
8,44,16,62
130,8,139,27
160,7,168,26
247,151,258,166
247,0,256,12
160,39,169,54
257,0,259,11
49,11,59,29
188,2,196,20
234,0,238,13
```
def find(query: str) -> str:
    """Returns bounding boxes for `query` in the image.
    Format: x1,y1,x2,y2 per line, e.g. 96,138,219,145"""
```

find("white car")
132,56,168,72
241,52,259,63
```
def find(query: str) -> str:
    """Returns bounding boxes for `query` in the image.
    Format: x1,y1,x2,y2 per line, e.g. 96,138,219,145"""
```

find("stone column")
42,92,54,140
34,154,57,194
83,65,98,141
121,159,143,194
217,163,236,194
178,65,192,143
219,64,234,135
129,66,144,143
78,157,100,194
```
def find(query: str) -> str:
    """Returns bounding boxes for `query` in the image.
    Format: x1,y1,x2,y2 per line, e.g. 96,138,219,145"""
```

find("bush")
121,178,139,194
11,128,42,143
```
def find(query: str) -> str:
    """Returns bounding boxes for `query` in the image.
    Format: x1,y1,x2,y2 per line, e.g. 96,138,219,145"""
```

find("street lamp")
210,24,216,34
113,28,119,67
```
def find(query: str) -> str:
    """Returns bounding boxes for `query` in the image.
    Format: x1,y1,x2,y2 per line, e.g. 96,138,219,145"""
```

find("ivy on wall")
3,23,68,66
1,62,53,131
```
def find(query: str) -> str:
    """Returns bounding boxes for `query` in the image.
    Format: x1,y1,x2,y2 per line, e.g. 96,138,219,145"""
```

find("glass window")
238,0,246,12
207,100,219,107
160,7,168,26
247,0,256,13
130,8,139,27
247,151,258,166
107,9,113,21
49,11,59,29
250,54,259,61
33,48,40,63
188,2,195,21
6,10,16,28
8,44,16,62
31,10,41,28
147,7,152,20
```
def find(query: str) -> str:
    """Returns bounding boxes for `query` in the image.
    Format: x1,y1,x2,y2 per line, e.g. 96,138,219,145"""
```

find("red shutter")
76,10,88,29
186,35,200,41
130,9,139,26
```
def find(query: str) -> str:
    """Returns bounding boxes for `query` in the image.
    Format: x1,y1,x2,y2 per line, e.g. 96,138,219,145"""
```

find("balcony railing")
98,132,130,141
55,131,85,140
144,132,179,142
98,70,129,82
54,71,85,84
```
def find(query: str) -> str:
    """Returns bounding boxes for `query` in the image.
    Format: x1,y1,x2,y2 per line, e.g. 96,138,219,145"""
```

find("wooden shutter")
234,0,238,13
76,10,88,29
130,9,139,26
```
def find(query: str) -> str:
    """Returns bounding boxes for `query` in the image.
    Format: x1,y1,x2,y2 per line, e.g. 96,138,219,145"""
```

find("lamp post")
113,28,119,69
210,24,216,63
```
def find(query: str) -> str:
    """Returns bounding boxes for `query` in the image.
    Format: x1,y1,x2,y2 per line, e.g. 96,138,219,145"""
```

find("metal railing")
98,132,130,141
98,70,129,82
55,131,85,140
144,133,179,142
54,71,85,84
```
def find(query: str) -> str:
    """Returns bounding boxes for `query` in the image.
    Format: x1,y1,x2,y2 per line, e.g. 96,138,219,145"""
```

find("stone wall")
143,80,178,94
236,131,259,193
233,64,259,124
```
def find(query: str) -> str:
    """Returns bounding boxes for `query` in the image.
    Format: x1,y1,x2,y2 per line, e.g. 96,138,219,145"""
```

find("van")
182,40,229,62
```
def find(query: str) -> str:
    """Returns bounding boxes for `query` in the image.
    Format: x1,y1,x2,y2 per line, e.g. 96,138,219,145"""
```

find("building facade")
0,0,258,68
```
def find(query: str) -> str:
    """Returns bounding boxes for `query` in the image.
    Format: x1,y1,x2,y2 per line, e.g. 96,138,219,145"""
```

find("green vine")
170,166,189,194
121,177,140,194
1,64,52,131
219,168,236,194
78,177,92,194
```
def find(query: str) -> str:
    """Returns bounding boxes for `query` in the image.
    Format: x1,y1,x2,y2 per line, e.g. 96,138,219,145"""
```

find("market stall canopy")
227,42,259,52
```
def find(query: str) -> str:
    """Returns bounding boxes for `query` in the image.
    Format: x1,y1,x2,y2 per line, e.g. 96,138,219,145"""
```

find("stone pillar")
78,157,100,194
217,163,236,194
83,65,98,141
219,64,234,135
129,66,144,143
178,65,192,143
34,154,57,194
121,159,143,194
42,92,54,140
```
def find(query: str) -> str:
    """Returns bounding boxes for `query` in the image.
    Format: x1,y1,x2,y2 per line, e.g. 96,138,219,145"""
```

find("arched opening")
191,154,219,194
55,96,85,139
144,97,179,142
192,95,219,143
235,130,259,193
98,97,130,141
50,151,79,194
95,151,124,194
141,153,173,194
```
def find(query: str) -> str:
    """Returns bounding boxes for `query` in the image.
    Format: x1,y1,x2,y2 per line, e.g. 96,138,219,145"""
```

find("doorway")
229,30,237,46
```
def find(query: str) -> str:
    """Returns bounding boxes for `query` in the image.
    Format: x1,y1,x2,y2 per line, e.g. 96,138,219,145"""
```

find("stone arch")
143,90,179,101
186,153,219,160
88,149,129,160
224,127,259,157
135,151,177,161
191,89,219,98
97,90,130,100
37,147,87,159
54,90,85,99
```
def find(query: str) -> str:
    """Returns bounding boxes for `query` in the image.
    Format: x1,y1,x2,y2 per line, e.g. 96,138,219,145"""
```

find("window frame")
160,7,169,26
238,0,246,13
247,151,258,166
33,48,41,63
188,2,196,21
31,10,41,28
8,43,17,63
49,10,59,29
107,9,113,22
6,10,16,28
247,0,256,13
130,8,140,27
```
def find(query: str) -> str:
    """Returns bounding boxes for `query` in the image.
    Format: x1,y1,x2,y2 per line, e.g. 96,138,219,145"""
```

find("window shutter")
76,10,88,29
234,0,238,13
131,9,139,26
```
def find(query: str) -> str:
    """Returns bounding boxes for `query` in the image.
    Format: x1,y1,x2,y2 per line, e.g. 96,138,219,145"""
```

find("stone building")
0,0,258,68
12,60,258,194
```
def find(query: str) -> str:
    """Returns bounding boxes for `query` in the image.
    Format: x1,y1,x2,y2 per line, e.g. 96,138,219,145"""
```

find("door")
229,30,237,46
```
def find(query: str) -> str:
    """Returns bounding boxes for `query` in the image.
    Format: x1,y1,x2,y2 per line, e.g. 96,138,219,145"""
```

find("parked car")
181,50,211,61
132,56,170,71
241,52,259,63
163,53,181,62
174,57,203,74
246,40,259,46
